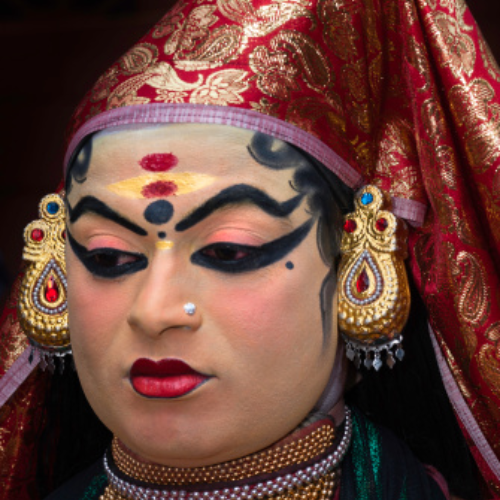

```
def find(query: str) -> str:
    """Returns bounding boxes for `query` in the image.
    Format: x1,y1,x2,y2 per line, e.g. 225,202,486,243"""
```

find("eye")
84,248,148,278
67,230,148,279
90,250,139,268
193,242,260,273
201,244,251,262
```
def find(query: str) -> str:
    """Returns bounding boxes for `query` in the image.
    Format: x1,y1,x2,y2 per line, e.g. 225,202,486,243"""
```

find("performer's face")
65,124,339,466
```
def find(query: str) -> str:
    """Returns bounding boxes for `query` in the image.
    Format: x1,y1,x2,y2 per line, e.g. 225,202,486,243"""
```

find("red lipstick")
130,358,210,399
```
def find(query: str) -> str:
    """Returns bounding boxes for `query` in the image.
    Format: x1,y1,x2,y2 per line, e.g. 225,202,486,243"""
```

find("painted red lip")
130,358,210,399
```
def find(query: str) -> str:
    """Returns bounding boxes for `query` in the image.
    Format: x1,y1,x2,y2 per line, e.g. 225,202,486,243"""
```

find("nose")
127,259,201,338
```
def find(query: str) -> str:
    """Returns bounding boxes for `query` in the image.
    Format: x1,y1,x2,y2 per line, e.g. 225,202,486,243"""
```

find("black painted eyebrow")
175,184,304,232
67,196,148,236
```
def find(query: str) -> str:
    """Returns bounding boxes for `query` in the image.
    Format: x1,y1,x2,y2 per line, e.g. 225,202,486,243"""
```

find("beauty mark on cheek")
139,153,178,172
286,261,294,270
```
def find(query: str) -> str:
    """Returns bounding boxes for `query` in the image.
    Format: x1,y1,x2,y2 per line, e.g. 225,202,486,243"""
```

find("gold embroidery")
478,322,500,399
342,59,370,133
426,11,475,78
119,44,159,75
250,31,330,101
376,116,420,199
107,74,153,110
317,0,360,62
0,315,26,375
151,2,188,39
456,251,490,327
250,44,299,100
479,37,500,83
406,37,431,93
91,67,119,103
250,97,280,117
175,25,244,71
147,62,203,92
190,69,249,105
218,0,316,39
164,5,219,56
448,79,500,173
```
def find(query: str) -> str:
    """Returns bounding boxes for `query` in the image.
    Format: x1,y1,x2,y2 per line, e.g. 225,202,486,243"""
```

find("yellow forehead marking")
156,240,174,251
107,172,216,199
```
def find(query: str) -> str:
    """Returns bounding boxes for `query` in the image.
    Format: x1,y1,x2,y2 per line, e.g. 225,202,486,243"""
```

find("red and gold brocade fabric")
2,0,500,497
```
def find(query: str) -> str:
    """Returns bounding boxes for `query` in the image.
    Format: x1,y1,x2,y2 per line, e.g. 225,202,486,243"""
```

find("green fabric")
80,473,107,500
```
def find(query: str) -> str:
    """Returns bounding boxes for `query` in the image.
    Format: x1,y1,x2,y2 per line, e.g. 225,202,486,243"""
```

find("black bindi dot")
286,261,294,270
144,200,174,225
158,231,167,239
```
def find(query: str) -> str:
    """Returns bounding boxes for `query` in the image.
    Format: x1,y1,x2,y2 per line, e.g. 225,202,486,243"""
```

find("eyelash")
194,243,260,273
192,219,313,274
67,230,148,278
83,248,148,278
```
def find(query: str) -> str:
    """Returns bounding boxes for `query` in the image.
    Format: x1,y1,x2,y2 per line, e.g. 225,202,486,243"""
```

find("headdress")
1,0,500,497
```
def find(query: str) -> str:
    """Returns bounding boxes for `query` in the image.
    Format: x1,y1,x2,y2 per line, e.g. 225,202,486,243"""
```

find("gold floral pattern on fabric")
175,25,244,71
479,37,500,83
190,69,249,104
376,116,421,200
317,0,360,62
164,5,219,56
426,11,476,78
449,79,500,173
456,250,489,326
0,315,25,377
119,44,159,75
250,31,330,100
479,322,500,400
217,0,316,39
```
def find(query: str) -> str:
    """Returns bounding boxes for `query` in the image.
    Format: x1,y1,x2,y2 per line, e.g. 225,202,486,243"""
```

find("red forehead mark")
141,180,178,198
139,153,178,172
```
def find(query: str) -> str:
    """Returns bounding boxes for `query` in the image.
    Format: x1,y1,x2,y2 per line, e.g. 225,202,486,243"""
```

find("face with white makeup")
65,123,347,467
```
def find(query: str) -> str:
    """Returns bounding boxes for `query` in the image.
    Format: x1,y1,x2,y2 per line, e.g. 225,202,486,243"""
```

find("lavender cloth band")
64,104,426,226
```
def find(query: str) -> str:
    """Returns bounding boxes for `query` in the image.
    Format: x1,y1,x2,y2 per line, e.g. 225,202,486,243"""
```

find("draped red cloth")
1,0,500,497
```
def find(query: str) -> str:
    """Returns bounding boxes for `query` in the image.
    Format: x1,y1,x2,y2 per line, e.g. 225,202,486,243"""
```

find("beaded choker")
100,407,352,500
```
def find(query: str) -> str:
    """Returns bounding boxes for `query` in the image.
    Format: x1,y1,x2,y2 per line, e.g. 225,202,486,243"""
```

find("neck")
101,407,352,500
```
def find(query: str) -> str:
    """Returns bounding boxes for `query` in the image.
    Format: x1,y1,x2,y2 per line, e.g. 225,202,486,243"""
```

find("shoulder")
44,460,107,500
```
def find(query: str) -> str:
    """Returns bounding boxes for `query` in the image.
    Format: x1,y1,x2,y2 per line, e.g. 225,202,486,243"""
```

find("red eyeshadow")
139,153,178,172
142,181,178,198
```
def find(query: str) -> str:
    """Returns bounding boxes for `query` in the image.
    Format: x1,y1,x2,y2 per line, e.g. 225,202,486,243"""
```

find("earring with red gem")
337,186,411,371
18,193,70,372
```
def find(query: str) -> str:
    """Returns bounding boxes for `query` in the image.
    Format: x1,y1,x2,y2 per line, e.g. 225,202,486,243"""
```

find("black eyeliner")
191,218,315,273
66,229,148,278
68,196,148,236
175,184,304,232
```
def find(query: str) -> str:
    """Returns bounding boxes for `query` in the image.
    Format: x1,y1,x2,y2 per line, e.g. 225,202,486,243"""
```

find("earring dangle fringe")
337,186,411,371
18,193,71,372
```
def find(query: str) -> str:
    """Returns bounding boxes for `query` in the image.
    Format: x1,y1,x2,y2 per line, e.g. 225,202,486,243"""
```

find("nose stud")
183,303,196,316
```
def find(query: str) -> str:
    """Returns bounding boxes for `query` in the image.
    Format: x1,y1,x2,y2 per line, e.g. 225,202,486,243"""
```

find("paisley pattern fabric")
1,0,500,497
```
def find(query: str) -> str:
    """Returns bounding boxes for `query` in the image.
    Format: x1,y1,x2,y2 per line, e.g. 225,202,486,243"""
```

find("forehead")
78,124,294,183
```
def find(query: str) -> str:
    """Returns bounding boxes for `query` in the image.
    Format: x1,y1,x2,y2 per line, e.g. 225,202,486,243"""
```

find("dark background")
0,0,499,299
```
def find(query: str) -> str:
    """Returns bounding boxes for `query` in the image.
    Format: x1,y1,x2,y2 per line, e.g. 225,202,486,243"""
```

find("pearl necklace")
101,408,352,500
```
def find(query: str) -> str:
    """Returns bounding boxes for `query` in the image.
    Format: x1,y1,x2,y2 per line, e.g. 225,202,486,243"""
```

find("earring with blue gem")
337,186,411,371
18,193,71,372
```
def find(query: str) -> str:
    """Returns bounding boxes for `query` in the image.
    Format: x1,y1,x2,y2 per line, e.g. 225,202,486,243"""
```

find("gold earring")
18,193,70,372
337,186,411,370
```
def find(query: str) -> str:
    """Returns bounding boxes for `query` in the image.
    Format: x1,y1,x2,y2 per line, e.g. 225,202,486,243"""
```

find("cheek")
66,251,130,358
205,266,326,358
